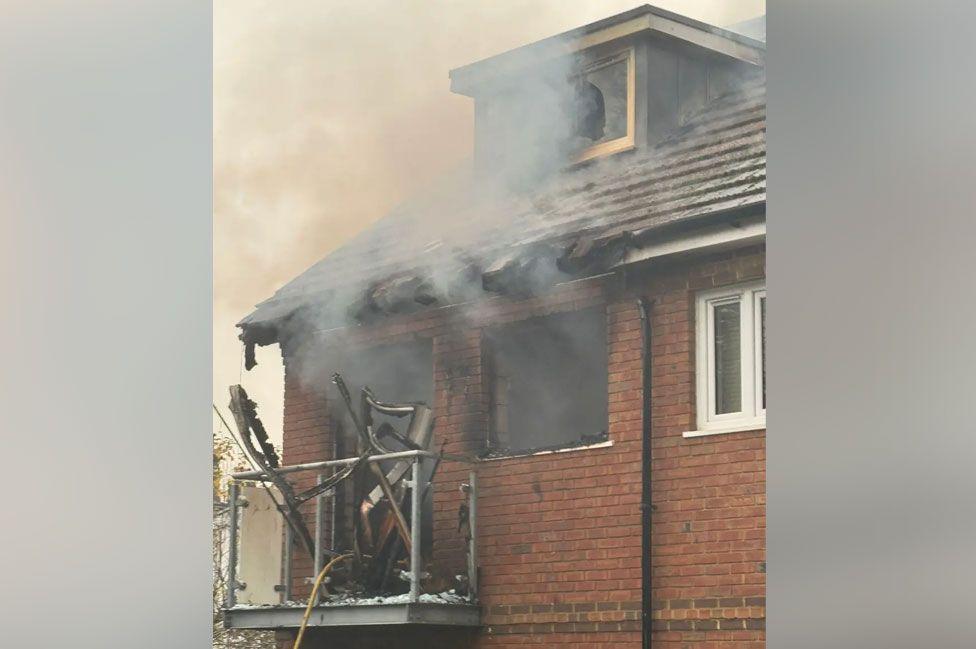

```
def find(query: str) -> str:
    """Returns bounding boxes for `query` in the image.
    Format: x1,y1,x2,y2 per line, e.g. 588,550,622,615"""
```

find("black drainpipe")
637,297,654,649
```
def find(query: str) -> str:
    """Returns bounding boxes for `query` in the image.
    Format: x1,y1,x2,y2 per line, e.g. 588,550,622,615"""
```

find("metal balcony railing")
223,448,478,628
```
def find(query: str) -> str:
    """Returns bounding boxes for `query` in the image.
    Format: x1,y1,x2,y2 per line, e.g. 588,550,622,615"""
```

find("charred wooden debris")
226,378,472,602
238,228,644,367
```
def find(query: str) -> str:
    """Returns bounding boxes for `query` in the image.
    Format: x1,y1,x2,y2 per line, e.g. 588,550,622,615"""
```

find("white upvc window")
689,281,766,437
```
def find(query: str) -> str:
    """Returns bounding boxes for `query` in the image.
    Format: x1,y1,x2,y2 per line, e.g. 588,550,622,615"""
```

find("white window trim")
478,440,613,462
754,288,766,420
687,281,766,437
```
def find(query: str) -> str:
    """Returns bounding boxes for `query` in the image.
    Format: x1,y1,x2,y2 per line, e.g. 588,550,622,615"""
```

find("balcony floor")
224,602,481,630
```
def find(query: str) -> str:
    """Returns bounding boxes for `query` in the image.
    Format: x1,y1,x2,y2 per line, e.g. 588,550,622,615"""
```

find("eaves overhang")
616,209,765,269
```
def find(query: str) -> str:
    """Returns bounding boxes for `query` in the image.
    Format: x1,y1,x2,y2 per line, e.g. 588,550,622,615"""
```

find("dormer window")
571,47,635,163
451,8,764,176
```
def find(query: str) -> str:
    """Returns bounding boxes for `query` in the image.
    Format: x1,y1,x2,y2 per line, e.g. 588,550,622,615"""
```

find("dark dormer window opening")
574,80,606,141
571,47,635,163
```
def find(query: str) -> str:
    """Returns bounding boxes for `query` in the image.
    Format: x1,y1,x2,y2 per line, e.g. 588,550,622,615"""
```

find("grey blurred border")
4,1,976,648
768,1,976,648
0,1,212,648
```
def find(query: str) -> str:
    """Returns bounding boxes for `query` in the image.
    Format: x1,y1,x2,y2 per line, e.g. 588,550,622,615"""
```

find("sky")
213,0,766,448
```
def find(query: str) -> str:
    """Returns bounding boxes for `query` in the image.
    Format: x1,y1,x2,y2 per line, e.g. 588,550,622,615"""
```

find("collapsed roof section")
238,77,766,351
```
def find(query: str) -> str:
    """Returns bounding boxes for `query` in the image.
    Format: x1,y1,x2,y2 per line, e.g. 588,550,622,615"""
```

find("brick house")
228,6,766,649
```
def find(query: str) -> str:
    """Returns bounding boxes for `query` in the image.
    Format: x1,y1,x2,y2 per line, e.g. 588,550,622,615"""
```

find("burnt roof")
239,78,766,345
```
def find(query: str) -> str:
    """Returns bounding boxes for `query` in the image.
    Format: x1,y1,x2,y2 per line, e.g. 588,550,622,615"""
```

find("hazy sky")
213,0,765,447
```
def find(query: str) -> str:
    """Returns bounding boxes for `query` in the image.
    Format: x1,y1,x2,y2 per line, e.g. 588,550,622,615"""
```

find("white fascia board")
617,216,765,268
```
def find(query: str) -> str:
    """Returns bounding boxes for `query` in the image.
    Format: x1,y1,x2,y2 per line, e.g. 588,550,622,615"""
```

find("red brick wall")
274,246,765,649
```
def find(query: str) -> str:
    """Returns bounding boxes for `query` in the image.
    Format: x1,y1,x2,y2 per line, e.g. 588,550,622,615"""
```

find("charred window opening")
331,340,434,435
485,308,608,455
328,339,434,555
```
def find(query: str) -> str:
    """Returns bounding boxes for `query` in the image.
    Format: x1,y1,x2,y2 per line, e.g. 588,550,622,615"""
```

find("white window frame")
754,288,766,420
688,281,766,437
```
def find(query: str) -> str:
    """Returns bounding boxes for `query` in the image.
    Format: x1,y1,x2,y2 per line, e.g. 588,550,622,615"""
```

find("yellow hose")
293,553,354,649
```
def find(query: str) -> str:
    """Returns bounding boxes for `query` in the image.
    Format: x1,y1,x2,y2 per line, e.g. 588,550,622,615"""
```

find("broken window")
484,308,609,455
571,48,634,163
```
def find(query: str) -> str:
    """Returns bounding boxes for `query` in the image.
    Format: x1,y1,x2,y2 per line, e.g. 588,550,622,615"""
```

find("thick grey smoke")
215,1,766,445
277,49,765,424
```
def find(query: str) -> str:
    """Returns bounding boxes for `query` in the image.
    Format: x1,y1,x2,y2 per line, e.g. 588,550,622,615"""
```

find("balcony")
221,448,481,631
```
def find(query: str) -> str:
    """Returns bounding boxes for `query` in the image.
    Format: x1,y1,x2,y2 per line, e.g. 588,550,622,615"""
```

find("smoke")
214,1,766,446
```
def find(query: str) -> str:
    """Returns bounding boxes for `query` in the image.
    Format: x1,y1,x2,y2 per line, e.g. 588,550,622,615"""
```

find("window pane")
714,301,741,414
760,296,766,410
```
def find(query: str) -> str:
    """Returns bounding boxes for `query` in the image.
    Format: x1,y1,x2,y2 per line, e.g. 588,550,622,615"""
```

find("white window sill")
683,421,766,438
478,440,613,462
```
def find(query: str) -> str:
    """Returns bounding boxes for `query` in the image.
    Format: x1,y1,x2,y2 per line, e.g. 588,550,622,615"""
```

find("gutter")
621,214,765,268
637,297,654,649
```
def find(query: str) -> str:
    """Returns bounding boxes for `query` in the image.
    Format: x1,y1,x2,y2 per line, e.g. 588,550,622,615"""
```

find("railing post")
409,456,423,602
314,473,325,604
225,481,239,609
282,521,293,604
467,470,478,602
